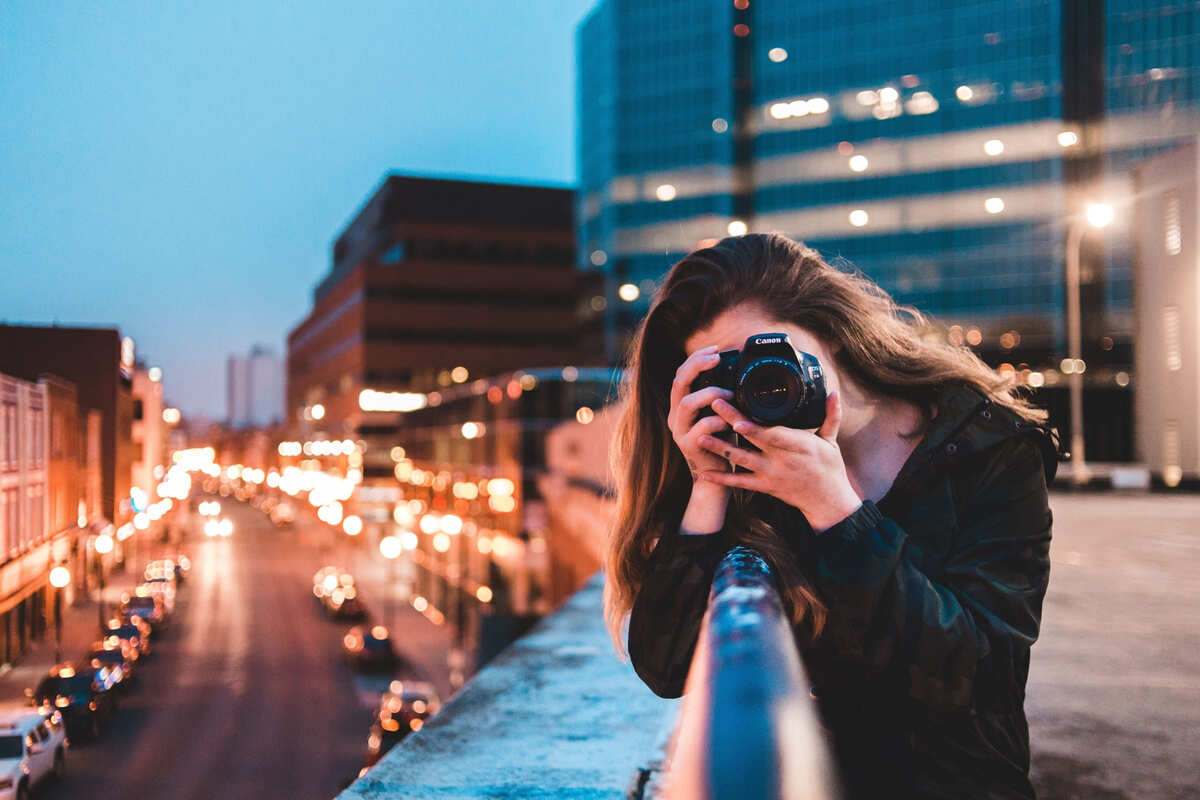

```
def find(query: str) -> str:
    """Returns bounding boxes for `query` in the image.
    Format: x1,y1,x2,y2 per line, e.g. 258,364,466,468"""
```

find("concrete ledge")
338,572,679,800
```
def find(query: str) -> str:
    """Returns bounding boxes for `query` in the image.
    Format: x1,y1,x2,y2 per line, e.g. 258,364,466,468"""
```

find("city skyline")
0,0,597,418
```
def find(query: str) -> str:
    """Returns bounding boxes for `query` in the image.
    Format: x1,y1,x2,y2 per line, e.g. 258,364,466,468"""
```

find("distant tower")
227,345,284,428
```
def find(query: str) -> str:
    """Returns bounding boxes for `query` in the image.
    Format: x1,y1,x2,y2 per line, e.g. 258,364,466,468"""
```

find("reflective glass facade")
577,0,1200,378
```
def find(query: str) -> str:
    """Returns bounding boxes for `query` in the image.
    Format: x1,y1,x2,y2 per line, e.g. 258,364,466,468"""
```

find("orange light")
733,23,749,36
409,718,424,731
476,586,493,603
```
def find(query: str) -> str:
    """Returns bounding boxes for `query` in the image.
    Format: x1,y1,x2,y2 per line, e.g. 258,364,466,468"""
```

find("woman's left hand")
696,391,863,533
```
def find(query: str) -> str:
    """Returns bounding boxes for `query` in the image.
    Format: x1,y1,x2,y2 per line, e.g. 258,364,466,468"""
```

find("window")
1164,190,1182,256
1164,305,1182,371
380,242,406,264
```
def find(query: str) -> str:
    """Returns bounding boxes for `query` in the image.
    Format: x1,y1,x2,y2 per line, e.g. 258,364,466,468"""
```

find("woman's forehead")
684,304,820,354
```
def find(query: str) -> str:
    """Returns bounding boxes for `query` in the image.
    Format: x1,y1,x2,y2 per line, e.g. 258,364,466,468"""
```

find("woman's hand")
668,345,736,534
667,345,736,481
695,392,863,533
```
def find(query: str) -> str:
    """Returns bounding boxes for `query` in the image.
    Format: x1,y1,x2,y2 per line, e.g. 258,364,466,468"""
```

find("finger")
711,398,796,450
696,434,769,472
688,414,730,438
817,390,841,443
697,470,765,491
669,346,722,416
675,386,734,433
729,416,798,451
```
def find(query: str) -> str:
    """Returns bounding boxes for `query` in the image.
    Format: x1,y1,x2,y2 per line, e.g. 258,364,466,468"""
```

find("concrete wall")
338,572,678,800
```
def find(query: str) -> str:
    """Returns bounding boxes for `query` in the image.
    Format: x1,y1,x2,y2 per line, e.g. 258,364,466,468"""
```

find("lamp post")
379,535,402,634
1064,202,1114,486
342,515,363,581
94,532,114,630
48,566,71,664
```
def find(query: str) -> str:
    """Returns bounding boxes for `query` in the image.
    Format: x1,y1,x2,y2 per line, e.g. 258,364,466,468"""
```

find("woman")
605,233,1057,799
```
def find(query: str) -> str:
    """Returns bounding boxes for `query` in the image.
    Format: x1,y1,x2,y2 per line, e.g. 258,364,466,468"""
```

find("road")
40,498,451,800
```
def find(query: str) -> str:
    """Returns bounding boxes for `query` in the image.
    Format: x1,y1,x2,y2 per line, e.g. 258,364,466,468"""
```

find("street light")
1064,202,1114,486
380,535,402,634
94,532,114,630
48,566,71,663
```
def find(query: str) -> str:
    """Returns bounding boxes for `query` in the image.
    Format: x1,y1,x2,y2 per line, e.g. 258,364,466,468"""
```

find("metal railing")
664,546,840,800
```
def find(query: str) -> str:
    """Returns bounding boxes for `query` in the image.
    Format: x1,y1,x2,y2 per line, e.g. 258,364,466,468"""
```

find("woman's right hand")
667,346,735,532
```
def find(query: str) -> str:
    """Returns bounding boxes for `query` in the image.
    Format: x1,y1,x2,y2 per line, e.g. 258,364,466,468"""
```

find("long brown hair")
604,232,1046,656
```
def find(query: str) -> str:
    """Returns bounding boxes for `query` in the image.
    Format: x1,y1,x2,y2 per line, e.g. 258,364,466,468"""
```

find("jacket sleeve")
626,526,734,698
808,432,1053,713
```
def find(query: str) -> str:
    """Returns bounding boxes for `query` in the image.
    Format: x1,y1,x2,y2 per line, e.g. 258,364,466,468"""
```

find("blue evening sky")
0,0,597,418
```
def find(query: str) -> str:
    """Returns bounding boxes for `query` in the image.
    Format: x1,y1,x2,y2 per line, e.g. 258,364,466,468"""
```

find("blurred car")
140,578,176,615
312,566,353,604
343,625,398,673
0,704,67,797
144,556,189,586
365,680,441,767
118,591,167,633
168,554,192,584
101,618,151,659
83,645,134,691
203,518,233,538
29,664,117,743
322,585,367,621
269,501,295,528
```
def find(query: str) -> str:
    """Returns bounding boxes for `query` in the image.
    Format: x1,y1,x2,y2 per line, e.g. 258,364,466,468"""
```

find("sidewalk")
0,568,142,705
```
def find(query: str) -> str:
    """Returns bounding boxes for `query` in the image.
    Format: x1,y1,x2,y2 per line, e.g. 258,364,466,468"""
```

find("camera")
691,332,827,430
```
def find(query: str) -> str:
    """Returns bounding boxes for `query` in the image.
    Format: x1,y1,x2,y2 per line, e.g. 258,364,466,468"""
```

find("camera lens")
737,359,807,423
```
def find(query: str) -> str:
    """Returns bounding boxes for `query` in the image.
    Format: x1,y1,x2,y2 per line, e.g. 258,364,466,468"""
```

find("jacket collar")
891,382,1059,490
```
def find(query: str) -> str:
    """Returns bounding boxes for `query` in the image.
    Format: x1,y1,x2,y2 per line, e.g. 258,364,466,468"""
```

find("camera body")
691,332,828,430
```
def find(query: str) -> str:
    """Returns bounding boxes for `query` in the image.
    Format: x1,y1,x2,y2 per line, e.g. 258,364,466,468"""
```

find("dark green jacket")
628,383,1058,799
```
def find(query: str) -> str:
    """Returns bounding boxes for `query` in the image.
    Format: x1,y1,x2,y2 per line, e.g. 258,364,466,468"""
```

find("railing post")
665,546,839,800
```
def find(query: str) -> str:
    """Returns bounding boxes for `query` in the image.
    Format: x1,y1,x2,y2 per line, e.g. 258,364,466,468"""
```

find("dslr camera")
691,333,828,432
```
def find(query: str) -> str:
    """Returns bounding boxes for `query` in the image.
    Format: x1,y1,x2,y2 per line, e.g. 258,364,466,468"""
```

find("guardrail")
664,546,840,800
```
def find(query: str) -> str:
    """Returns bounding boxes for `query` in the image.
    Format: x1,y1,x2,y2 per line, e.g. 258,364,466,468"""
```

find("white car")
0,705,67,799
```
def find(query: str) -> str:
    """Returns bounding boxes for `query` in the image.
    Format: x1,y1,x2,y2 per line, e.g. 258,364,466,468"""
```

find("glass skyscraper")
577,0,1199,459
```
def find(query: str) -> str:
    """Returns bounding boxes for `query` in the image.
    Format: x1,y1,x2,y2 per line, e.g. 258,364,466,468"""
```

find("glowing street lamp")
1064,202,1115,486
93,531,114,628
49,566,71,662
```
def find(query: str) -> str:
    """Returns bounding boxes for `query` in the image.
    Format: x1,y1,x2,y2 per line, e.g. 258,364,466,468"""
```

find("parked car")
313,567,359,617
102,619,151,659
343,625,398,673
29,664,117,743
365,680,441,767
322,586,368,621
144,557,188,586
312,566,351,598
140,578,176,615
119,591,167,633
83,646,135,691
0,704,67,798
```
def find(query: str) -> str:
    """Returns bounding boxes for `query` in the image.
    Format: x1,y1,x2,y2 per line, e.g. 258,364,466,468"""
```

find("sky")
0,0,597,418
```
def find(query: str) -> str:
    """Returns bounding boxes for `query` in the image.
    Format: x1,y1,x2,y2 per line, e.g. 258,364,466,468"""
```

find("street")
32,499,451,800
